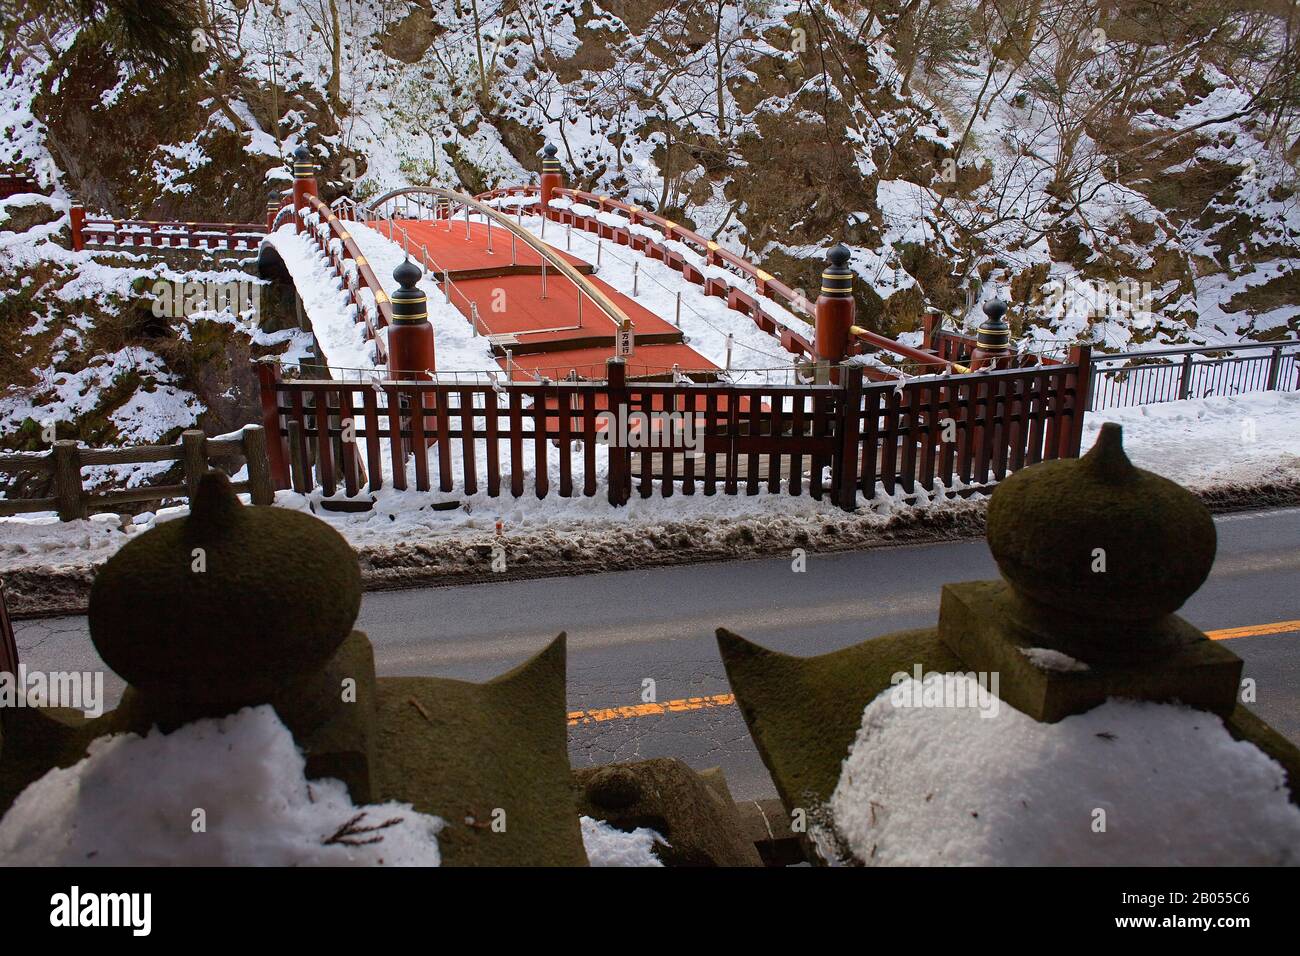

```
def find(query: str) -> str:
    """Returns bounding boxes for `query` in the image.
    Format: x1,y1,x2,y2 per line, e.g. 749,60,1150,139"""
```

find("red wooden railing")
74,215,265,252
0,171,42,199
546,187,974,376
258,353,1088,509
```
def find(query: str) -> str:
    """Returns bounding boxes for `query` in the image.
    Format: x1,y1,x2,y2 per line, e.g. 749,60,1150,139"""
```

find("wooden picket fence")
258,352,1090,510
0,426,275,521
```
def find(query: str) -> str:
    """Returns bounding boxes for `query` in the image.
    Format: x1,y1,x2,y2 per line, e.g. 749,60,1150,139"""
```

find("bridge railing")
258,356,1087,510
1086,339,1300,410
547,188,969,377
336,186,637,346
293,194,393,360
73,212,265,253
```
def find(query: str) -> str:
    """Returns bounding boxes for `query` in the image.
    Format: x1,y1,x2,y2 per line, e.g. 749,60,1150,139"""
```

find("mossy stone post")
970,298,1011,370
815,244,854,384
941,422,1241,720
89,471,362,722
539,142,564,218
292,145,319,235
716,423,1299,862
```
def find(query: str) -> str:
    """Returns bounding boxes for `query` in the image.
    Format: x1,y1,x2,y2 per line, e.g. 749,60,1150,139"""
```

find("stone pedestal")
938,580,1242,723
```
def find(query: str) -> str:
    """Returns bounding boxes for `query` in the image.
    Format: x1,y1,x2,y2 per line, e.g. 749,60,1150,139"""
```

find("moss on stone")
372,634,587,866
987,423,1216,638
716,625,963,816
88,471,361,717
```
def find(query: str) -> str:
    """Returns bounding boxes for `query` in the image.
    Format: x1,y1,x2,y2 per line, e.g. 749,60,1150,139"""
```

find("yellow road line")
1207,620,1300,641
566,620,1299,728
568,693,735,726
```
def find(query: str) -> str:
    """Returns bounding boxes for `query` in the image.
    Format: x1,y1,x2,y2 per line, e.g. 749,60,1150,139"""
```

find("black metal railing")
1087,339,1300,410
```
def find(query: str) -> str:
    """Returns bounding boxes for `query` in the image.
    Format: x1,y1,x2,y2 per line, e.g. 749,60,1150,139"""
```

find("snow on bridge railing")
293,194,393,361
70,208,265,253
548,187,968,377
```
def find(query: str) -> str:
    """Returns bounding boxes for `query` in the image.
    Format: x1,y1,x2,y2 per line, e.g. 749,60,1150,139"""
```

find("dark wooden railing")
258,355,1089,510
0,426,274,521
0,170,42,199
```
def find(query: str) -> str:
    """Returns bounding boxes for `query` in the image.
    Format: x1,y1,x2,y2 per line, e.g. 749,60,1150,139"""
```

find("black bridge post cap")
394,257,423,290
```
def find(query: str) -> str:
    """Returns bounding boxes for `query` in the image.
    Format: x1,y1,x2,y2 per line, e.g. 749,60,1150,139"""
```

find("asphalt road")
14,506,1300,800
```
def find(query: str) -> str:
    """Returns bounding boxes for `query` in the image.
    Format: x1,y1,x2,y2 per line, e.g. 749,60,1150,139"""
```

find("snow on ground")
0,705,444,866
829,673,1300,866
1081,391,1300,488
580,816,665,867
3,391,1295,573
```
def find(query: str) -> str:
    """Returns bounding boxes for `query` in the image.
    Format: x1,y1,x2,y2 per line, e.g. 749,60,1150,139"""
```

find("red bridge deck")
375,219,718,382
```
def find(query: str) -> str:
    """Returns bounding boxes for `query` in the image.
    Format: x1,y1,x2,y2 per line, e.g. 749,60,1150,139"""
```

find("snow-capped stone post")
815,244,855,383
291,145,319,235
387,258,436,379
69,204,85,252
717,425,1300,866
539,143,564,218
970,298,1012,370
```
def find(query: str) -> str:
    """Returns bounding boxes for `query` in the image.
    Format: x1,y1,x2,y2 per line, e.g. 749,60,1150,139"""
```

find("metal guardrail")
1087,339,1300,410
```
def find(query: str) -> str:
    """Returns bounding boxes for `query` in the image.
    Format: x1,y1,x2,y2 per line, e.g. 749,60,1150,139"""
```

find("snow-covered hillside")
6,2,1300,346
3,1,1300,502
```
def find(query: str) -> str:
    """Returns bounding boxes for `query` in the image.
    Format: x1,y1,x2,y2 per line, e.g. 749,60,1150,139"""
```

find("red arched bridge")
53,145,1299,513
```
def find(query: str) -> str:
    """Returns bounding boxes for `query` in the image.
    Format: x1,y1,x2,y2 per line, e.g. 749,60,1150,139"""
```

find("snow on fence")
70,207,266,254
258,356,1088,511
0,426,275,521
1086,339,1300,410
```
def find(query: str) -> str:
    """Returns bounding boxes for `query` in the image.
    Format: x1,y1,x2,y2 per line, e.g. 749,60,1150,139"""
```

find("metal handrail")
360,185,634,334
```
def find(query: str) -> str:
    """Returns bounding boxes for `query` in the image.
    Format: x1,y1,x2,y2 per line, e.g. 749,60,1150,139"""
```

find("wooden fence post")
287,419,309,492
256,359,292,489
0,579,17,678
1064,344,1092,458
836,366,864,511
1177,353,1194,400
606,358,631,506
182,429,208,500
241,425,275,505
52,440,86,521
69,204,85,251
